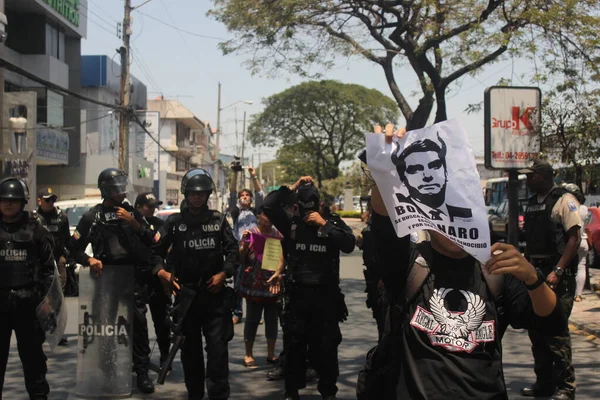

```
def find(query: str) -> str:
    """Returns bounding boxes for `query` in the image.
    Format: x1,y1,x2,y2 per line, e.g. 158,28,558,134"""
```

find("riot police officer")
36,188,70,345
154,168,238,400
0,177,55,400
521,159,579,400
70,168,158,394
263,176,355,400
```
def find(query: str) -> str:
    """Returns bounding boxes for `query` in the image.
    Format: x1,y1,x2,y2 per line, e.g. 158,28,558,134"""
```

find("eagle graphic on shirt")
410,288,494,353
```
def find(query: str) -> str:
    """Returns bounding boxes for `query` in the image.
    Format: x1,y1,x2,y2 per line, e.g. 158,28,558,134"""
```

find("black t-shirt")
371,212,566,400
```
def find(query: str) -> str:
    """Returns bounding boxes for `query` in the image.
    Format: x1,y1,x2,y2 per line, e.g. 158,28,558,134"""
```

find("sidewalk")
569,268,600,336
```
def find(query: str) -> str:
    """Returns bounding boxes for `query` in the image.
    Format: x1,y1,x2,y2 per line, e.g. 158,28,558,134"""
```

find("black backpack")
356,241,504,400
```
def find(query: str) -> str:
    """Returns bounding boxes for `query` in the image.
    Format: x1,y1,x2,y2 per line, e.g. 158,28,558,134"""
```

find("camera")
230,156,243,172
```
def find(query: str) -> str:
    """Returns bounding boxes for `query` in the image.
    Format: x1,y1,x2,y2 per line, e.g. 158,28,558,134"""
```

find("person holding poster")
237,206,284,369
264,180,355,400
356,122,567,400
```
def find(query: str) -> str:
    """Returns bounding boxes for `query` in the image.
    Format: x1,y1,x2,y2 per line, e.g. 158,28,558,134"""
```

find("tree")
541,86,600,190
246,80,399,184
276,141,339,188
210,0,600,129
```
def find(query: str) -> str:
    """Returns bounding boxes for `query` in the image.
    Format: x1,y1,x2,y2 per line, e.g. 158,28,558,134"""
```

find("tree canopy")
210,0,600,129
246,80,399,185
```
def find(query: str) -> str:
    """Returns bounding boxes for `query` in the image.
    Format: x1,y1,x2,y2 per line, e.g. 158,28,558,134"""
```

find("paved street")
3,250,600,399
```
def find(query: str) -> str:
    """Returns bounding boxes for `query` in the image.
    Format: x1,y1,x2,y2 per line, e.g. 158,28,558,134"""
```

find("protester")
237,206,284,369
0,178,54,400
264,178,355,400
564,183,589,302
520,161,580,400
356,124,567,400
155,168,238,400
229,165,264,324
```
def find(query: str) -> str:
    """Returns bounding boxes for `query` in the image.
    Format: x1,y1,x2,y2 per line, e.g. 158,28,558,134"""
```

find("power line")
135,11,225,40
132,113,219,168
1,112,114,131
79,1,117,30
87,0,121,23
157,0,217,82
87,16,117,36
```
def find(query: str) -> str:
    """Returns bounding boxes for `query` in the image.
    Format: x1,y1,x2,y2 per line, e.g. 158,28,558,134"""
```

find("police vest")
169,210,225,287
286,216,341,286
525,187,576,269
0,216,39,289
90,204,146,264
38,209,68,256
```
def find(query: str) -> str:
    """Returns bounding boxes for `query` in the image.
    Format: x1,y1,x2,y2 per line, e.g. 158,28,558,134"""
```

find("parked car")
55,198,101,235
584,207,600,268
487,199,527,250
157,208,180,220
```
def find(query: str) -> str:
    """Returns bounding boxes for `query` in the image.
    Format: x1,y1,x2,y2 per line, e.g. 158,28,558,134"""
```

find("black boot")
267,365,285,381
137,372,155,394
282,391,299,400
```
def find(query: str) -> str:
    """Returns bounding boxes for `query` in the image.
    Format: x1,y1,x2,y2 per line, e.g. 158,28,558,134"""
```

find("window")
176,156,191,172
31,88,64,127
45,23,65,61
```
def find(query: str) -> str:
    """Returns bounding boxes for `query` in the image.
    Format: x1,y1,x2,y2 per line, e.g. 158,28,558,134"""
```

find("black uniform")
155,206,238,400
263,186,355,398
524,187,577,396
145,215,171,363
359,219,385,341
36,208,70,288
70,202,159,380
0,211,55,400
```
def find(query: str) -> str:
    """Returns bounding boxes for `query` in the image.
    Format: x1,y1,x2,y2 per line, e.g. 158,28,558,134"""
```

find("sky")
81,0,538,166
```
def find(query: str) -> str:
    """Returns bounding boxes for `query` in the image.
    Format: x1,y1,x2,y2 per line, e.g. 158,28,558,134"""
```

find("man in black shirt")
264,178,355,400
36,188,70,346
357,126,567,400
134,192,172,369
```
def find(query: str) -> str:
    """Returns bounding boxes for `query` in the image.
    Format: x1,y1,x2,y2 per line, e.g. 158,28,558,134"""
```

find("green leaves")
211,0,600,128
248,80,399,186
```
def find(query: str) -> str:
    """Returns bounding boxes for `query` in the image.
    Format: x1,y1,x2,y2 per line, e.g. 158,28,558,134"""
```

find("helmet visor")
100,175,130,197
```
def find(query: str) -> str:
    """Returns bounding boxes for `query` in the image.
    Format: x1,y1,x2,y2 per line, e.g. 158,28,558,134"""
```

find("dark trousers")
0,295,49,400
232,265,243,319
284,287,341,397
181,295,233,399
148,278,171,359
365,280,385,342
132,286,151,376
528,274,576,394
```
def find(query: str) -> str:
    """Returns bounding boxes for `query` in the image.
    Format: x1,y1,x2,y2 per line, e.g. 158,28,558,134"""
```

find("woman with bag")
237,206,284,368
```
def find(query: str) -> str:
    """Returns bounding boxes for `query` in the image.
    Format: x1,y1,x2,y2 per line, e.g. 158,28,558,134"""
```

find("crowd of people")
0,125,594,400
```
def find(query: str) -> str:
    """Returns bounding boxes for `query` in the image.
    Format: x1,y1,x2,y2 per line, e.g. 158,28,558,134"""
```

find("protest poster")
366,119,491,262
261,238,282,271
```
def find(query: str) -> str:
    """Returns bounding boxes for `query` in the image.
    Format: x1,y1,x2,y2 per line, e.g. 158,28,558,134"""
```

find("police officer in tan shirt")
520,159,580,400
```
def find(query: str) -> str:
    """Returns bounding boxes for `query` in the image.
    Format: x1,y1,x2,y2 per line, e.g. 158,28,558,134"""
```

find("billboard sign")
484,86,542,170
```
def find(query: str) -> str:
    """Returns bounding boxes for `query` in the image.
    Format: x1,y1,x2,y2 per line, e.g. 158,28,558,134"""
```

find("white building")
143,99,215,206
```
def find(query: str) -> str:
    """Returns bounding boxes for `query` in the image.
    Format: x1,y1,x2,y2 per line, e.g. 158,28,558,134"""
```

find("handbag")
235,265,278,303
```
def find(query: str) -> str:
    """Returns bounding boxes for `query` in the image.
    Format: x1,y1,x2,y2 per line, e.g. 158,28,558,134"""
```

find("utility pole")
118,0,132,173
215,82,222,209
240,110,246,189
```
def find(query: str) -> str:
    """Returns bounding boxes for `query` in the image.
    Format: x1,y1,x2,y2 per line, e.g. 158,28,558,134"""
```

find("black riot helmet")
0,177,29,203
181,168,215,195
98,168,129,198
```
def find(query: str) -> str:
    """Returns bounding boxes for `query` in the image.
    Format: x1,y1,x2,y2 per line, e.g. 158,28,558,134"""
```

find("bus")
484,175,530,210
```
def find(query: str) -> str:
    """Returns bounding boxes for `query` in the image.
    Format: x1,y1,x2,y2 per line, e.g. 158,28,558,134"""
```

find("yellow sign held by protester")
261,238,282,271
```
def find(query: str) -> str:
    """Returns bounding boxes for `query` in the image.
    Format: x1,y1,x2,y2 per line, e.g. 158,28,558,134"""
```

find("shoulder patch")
568,201,578,212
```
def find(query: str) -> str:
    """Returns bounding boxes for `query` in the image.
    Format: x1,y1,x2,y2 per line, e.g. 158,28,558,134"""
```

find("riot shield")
36,265,67,351
76,265,134,399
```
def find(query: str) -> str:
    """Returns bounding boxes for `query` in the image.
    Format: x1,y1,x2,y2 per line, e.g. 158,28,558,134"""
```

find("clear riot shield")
37,265,67,350
76,265,134,399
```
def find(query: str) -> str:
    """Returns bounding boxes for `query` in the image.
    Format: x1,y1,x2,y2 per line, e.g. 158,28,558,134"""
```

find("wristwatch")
553,267,564,277
525,268,546,291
